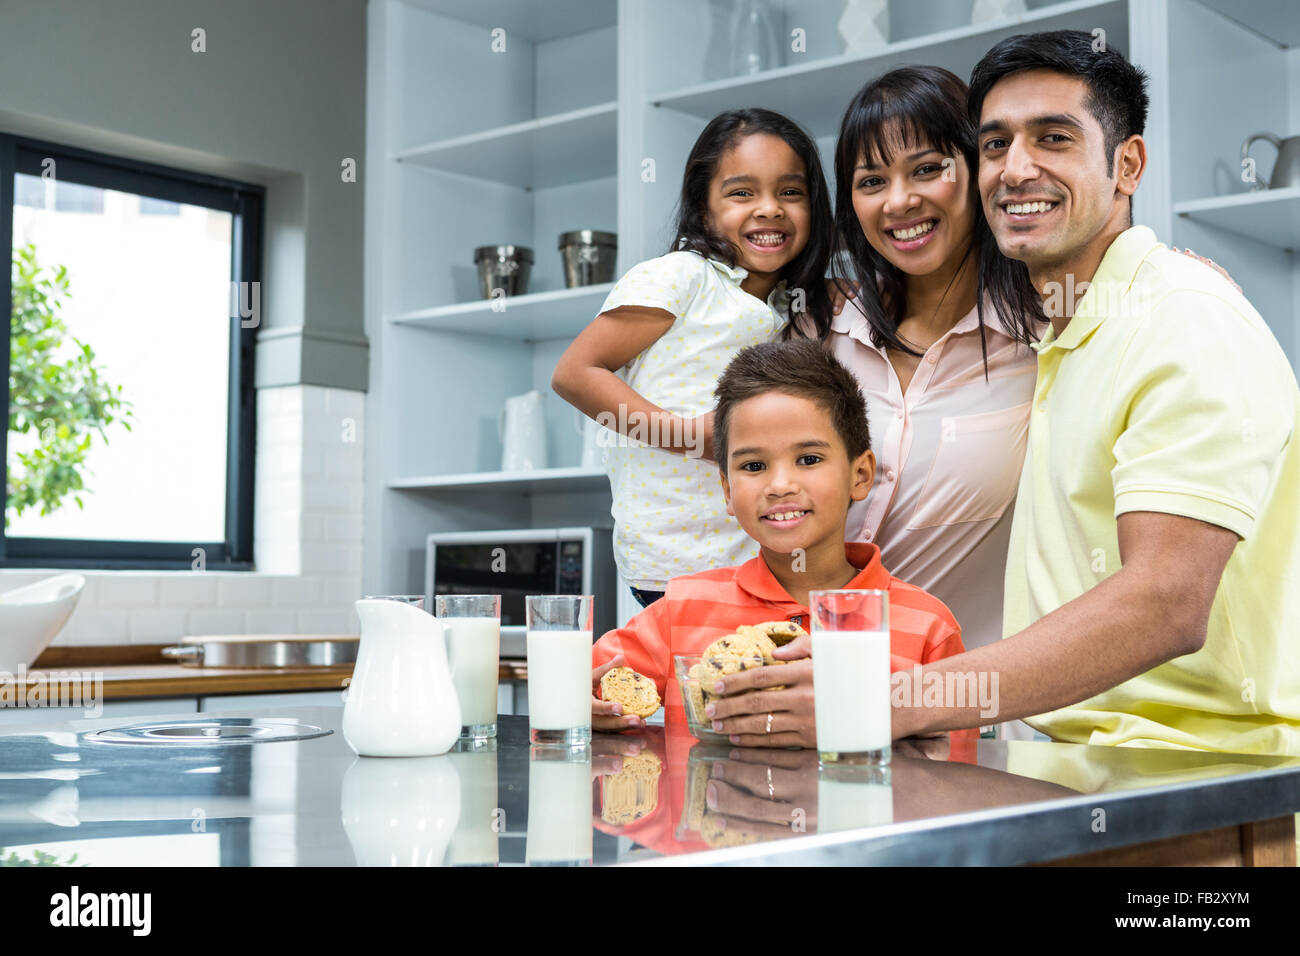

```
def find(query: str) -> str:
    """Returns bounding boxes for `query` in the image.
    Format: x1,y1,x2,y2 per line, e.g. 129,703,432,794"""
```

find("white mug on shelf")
499,390,548,472
572,408,605,470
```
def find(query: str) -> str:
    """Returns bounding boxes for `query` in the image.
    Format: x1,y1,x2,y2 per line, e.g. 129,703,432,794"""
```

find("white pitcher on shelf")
572,408,607,469
499,389,548,472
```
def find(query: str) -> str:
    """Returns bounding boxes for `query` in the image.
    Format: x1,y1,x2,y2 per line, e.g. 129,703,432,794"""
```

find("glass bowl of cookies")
674,622,806,742
674,654,729,742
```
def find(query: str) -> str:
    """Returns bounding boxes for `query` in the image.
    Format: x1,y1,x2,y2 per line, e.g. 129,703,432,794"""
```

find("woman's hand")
1172,246,1241,294
591,654,647,733
705,634,816,748
826,278,859,316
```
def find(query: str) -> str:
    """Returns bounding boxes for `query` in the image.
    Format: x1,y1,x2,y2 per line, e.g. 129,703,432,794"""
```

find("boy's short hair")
713,339,871,472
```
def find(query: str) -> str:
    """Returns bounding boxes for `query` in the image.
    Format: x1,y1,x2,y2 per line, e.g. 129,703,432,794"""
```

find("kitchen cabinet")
362,0,1300,607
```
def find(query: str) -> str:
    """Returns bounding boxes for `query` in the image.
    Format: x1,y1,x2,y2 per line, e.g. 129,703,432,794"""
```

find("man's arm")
892,510,1238,738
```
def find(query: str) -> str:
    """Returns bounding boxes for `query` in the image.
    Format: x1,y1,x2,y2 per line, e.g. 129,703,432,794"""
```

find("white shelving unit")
1175,187,1300,252
391,283,614,338
363,0,1300,607
1167,0,1299,363
394,102,618,189
648,0,1126,137
389,467,608,495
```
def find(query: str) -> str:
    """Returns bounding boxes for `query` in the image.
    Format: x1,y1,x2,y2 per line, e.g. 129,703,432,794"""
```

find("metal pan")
161,635,358,669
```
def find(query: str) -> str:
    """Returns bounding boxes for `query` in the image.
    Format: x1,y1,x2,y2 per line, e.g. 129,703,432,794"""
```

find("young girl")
552,108,835,607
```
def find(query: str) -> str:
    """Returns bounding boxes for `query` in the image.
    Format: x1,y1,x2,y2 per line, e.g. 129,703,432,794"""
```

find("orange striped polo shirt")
592,542,965,696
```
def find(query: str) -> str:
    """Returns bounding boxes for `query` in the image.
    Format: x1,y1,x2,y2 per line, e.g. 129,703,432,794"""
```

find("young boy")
590,338,966,746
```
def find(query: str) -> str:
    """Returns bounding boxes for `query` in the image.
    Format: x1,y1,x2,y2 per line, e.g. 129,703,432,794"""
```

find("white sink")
0,573,86,672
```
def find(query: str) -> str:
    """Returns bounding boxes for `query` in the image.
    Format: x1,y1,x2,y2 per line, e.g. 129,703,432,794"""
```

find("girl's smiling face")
707,133,812,288
852,124,976,278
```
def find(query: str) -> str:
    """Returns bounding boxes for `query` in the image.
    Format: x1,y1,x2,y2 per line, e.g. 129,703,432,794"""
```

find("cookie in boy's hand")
600,666,662,718
737,619,807,647
701,632,777,677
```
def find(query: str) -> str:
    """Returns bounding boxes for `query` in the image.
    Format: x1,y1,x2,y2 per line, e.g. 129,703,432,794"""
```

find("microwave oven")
424,527,617,657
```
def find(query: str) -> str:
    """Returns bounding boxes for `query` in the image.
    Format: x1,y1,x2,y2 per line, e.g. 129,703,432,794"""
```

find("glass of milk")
435,594,502,741
524,594,594,747
809,589,891,766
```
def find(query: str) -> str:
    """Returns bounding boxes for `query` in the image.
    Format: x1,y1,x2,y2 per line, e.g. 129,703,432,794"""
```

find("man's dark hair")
968,30,1150,176
713,339,870,474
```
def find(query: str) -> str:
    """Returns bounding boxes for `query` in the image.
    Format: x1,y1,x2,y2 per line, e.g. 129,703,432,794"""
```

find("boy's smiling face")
718,391,874,562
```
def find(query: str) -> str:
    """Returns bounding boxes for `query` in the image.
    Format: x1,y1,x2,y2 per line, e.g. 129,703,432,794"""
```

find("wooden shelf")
394,102,617,189
389,467,609,495
389,282,613,339
1193,0,1300,48
1174,186,1300,251
400,0,616,42
648,0,1126,137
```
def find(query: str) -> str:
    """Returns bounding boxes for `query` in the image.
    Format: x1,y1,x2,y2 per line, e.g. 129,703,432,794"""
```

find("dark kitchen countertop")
0,705,1296,866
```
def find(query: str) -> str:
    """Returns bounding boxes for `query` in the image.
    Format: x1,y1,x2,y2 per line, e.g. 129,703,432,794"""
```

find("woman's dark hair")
831,65,1043,367
968,30,1150,176
670,108,836,340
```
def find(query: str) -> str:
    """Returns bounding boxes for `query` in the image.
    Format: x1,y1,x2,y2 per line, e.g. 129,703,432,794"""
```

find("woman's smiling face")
851,124,976,278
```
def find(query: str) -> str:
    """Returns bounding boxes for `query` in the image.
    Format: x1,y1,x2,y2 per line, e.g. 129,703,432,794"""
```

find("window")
1,133,261,569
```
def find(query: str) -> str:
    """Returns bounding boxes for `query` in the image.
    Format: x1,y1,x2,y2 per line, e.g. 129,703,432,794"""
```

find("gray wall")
0,0,368,390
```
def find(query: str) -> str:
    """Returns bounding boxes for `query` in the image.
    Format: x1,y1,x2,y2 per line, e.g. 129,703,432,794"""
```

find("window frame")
0,132,261,570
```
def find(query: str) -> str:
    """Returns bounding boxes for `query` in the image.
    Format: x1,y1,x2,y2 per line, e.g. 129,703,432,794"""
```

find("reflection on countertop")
0,705,1297,866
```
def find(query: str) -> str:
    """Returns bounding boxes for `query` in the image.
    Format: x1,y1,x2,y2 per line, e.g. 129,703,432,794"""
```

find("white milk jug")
499,390,548,471
344,599,461,757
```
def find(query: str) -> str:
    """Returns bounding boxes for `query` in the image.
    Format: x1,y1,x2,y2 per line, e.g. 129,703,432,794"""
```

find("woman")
823,65,1047,739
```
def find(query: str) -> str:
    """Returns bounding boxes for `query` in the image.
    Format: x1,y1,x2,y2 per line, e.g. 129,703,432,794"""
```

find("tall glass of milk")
809,589,891,766
436,594,502,741
525,594,594,747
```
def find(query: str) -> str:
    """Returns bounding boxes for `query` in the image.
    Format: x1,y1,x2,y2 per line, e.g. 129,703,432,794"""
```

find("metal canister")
558,230,617,288
474,245,534,299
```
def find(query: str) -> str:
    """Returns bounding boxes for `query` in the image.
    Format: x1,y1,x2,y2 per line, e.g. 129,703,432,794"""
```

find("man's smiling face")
976,69,1126,274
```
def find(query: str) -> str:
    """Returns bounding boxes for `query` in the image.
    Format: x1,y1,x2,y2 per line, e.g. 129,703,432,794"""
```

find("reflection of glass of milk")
446,743,499,866
526,629,592,738
817,764,892,834
525,748,593,866
443,617,501,734
810,590,891,764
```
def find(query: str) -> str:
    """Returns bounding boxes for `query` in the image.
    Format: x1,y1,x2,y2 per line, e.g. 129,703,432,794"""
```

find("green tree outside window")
7,243,132,528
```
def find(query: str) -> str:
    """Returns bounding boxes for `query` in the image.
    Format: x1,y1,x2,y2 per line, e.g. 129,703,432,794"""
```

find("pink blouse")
825,297,1045,652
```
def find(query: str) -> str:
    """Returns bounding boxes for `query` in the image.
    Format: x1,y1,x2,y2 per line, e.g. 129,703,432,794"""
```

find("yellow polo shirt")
1003,225,1300,755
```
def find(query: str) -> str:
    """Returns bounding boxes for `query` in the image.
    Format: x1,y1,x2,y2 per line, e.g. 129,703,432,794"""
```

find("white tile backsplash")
2,384,366,649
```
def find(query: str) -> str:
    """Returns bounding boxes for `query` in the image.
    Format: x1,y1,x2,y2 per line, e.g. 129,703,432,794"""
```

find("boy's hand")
705,636,816,748
592,655,647,732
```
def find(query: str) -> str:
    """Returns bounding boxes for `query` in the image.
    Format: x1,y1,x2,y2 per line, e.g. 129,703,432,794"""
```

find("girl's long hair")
831,65,1043,366
669,108,836,340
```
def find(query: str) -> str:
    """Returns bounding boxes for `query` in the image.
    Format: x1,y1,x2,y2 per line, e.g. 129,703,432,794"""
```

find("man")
887,29,1300,753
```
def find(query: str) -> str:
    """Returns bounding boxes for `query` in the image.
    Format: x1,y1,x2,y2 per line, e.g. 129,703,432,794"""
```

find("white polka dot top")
597,250,789,590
